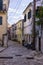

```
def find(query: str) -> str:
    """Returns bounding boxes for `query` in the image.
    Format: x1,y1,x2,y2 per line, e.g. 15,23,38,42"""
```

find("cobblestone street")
0,40,43,65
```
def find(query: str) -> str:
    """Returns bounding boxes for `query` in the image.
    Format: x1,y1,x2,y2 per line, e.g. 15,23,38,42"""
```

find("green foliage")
39,6,43,18
36,6,43,18
36,7,40,18
36,6,43,25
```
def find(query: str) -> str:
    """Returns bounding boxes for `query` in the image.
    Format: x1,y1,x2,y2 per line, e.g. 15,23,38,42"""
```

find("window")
20,23,21,26
15,35,17,38
24,14,26,22
41,24,43,30
36,7,39,17
0,17,2,25
20,23,22,29
12,28,14,31
3,4,6,11
15,27,16,30
28,10,31,19
0,0,3,10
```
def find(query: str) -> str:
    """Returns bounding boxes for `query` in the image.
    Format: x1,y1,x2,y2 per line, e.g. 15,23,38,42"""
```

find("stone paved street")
0,40,43,65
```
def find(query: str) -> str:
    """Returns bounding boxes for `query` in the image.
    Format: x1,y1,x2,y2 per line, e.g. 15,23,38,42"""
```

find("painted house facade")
23,0,43,46
0,0,10,44
23,3,33,44
16,19,23,44
10,24,16,40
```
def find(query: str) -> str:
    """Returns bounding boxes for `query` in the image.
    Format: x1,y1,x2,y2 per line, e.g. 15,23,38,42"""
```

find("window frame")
28,10,31,19
24,14,26,22
0,16,2,25
0,0,3,11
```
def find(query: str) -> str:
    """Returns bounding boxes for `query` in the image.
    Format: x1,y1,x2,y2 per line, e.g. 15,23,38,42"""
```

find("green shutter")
0,0,3,10
0,17,2,25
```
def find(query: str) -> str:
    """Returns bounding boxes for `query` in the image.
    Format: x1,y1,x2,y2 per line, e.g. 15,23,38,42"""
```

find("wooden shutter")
24,14,26,22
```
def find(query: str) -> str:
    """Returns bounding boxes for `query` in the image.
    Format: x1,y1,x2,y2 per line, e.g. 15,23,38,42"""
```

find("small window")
12,28,14,31
15,26,16,30
0,17,2,25
36,7,39,17
0,0,3,10
15,35,17,38
28,10,31,19
20,23,21,27
41,24,43,30
24,14,26,22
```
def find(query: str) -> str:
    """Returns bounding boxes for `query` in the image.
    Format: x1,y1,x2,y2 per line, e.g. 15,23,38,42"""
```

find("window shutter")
28,10,31,19
0,17,2,25
24,14,26,22
0,0,3,10
36,7,40,17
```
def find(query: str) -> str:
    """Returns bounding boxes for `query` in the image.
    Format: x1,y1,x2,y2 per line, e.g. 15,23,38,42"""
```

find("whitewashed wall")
24,5,33,35
36,0,43,7
24,19,32,35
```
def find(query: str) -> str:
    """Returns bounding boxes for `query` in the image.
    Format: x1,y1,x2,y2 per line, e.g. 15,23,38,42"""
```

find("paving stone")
0,47,5,52
0,40,43,65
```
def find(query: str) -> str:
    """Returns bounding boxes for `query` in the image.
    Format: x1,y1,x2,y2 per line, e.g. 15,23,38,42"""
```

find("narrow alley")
0,40,43,65
0,0,43,65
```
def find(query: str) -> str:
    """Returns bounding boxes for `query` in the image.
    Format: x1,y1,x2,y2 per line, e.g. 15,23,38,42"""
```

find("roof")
16,19,23,24
23,2,32,13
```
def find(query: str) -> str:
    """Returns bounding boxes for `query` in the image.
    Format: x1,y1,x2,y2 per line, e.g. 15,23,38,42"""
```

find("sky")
8,0,33,25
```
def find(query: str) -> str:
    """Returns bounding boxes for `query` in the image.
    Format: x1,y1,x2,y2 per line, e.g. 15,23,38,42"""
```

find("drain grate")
15,54,22,56
0,57,13,59
26,56,34,59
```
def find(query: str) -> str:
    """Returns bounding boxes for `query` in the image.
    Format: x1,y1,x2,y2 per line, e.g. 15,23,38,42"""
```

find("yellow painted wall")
0,13,7,40
0,0,10,40
16,20,22,44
